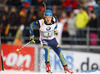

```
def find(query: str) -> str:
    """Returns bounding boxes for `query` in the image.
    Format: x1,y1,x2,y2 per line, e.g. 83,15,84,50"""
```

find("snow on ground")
0,71,100,74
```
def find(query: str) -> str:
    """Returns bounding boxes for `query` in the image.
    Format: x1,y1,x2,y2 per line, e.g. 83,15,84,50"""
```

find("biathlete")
29,9,73,74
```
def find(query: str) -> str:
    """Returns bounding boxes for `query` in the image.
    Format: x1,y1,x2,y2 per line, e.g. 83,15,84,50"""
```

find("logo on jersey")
46,27,51,31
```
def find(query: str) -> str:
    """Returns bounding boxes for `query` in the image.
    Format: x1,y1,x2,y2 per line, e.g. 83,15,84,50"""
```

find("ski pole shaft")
43,0,47,11
16,41,31,51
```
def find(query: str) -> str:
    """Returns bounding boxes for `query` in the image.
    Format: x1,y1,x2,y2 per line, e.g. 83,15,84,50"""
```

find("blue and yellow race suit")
29,17,67,66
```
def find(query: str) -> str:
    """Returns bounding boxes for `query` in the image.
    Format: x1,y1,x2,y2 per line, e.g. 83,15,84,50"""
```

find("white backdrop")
40,49,100,73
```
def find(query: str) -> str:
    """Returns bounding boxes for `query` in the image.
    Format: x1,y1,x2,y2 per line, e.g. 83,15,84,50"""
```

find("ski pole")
16,40,32,52
43,0,47,11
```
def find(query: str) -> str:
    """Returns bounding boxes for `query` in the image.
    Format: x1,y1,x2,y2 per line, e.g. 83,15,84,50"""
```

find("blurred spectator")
87,5,94,15
1,15,8,36
1,15,8,28
59,0,65,4
7,0,21,7
94,0,100,45
19,9,27,25
56,9,66,44
37,6,44,19
52,5,58,16
8,7,19,37
14,24,27,45
97,16,100,45
62,0,78,12
86,0,96,7
31,0,37,5
51,0,61,5
88,10,97,45
3,6,9,16
75,7,89,45
31,0,42,5
59,11,69,44
1,14,8,43
8,7,19,26
37,0,42,4
94,0,100,17
21,0,32,8
78,0,87,8
27,6,37,24
0,0,6,6
37,0,42,5
47,0,52,5
18,9,29,43
67,12,77,45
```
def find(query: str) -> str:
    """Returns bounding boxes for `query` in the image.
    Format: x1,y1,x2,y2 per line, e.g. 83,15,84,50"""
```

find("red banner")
1,44,35,71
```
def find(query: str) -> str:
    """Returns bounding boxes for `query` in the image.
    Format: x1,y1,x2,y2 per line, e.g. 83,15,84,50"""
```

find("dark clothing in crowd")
88,17,97,33
97,16,100,45
8,12,19,26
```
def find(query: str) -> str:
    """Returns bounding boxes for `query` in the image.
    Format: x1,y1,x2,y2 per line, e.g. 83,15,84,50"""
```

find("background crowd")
0,0,100,46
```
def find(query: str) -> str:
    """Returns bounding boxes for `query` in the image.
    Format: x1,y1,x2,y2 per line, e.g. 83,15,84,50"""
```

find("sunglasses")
45,16,52,18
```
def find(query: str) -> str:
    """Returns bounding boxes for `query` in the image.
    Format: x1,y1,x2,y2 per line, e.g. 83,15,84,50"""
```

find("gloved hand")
54,30,58,38
30,35,35,43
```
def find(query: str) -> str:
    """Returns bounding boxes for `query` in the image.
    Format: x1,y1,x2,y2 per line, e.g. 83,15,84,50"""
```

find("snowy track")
0,71,100,74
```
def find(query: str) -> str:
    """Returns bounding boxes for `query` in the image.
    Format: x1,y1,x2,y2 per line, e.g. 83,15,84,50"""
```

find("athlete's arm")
29,20,40,36
54,16,58,30
54,17,58,36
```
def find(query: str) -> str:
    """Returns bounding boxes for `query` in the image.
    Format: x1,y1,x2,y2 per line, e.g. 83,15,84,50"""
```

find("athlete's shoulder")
53,16,58,23
29,20,40,27
34,19,44,26
38,18,45,27
38,18,44,23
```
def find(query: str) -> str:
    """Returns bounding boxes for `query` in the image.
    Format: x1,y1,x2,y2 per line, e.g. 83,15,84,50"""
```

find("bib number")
43,31,52,37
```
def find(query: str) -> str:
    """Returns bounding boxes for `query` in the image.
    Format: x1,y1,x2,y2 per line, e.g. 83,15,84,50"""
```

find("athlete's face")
45,16,52,24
